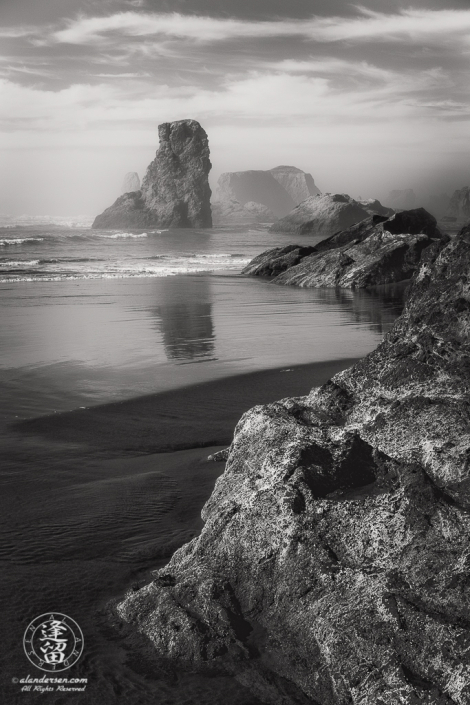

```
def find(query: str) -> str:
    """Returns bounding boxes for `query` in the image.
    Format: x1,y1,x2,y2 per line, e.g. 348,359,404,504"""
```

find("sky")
1,0,470,215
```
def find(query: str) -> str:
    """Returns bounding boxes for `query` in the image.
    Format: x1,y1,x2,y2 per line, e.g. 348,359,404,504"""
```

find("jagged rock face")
118,228,470,704
93,120,212,229
211,199,276,225
388,189,416,210
269,193,372,236
245,209,447,289
446,187,470,221
269,165,320,205
121,171,140,194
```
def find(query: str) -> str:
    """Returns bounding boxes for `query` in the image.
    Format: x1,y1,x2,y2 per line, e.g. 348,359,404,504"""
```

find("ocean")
0,219,406,704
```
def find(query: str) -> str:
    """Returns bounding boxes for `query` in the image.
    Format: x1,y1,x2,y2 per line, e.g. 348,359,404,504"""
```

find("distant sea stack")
93,120,212,229
213,166,320,222
121,172,140,194
446,187,470,222
388,189,416,210
269,193,386,236
245,208,448,288
117,223,470,705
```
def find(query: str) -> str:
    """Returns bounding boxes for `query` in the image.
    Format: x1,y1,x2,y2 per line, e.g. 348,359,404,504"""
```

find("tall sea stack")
93,120,212,229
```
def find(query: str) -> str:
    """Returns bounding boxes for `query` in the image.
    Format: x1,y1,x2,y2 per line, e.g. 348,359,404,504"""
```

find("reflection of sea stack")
154,277,215,361
93,119,212,229
121,172,140,194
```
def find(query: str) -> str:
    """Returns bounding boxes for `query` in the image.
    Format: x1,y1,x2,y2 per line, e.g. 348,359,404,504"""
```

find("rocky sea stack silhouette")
244,208,448,289
93,119,212,229
117,224,470,704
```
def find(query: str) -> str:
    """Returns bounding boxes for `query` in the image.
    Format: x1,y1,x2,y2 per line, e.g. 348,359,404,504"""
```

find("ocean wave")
0,259,40,267
0,258,251,282
99,232,148,239
0,237,44,246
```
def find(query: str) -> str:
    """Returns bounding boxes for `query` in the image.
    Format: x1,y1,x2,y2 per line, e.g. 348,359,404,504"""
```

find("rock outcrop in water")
93,120,212,229
121,171,140,194
245,209,447,288
214,166,320,221
118,225,470,705
446,187,470,222
269,193,381,236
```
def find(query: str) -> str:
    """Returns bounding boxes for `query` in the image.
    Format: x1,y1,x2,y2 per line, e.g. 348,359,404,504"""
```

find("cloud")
45,8,470,47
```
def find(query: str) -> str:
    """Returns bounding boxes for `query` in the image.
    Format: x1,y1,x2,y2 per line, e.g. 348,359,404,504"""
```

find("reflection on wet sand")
313,282,407,335
153,276,216,361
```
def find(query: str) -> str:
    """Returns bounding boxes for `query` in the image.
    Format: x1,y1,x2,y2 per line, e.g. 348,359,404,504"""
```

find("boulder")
121,171,140,194
269,193,372,236
93,119,212,229
117,225,470,704
244,209,448,289
211,199,275,225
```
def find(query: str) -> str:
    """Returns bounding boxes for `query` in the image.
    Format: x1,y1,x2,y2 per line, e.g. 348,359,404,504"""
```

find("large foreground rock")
245,209,447,288
118,226,470,704
269,193,384,236
93,120,212,229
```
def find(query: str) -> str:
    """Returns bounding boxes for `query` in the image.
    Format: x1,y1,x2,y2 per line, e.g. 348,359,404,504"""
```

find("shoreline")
13,357,362,456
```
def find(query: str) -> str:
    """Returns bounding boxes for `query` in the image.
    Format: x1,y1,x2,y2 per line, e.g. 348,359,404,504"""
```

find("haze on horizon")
1,0,470,216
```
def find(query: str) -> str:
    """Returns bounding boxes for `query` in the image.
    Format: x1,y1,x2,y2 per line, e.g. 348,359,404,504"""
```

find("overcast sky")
1,0,470,215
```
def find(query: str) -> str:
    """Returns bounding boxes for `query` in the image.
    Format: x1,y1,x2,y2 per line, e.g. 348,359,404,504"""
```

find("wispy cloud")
43,8,470,46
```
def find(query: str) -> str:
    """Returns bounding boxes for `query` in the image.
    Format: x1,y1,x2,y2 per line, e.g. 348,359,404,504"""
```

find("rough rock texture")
117,227,470,704
269,166,321,205
388,189,416,211
269,194,372,236
446,188,470,222
93,120,212,229
211,199,276,225
245,209,447,289
121,171,140,194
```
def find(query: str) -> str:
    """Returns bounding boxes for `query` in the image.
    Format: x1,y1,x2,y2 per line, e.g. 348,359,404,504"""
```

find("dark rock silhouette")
269,193,384,236
117,224,470,704
245,209,447,288
93,120,212,229
121,172,140,194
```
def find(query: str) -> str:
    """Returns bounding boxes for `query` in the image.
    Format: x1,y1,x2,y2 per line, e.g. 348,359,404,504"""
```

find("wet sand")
1,357,360,704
